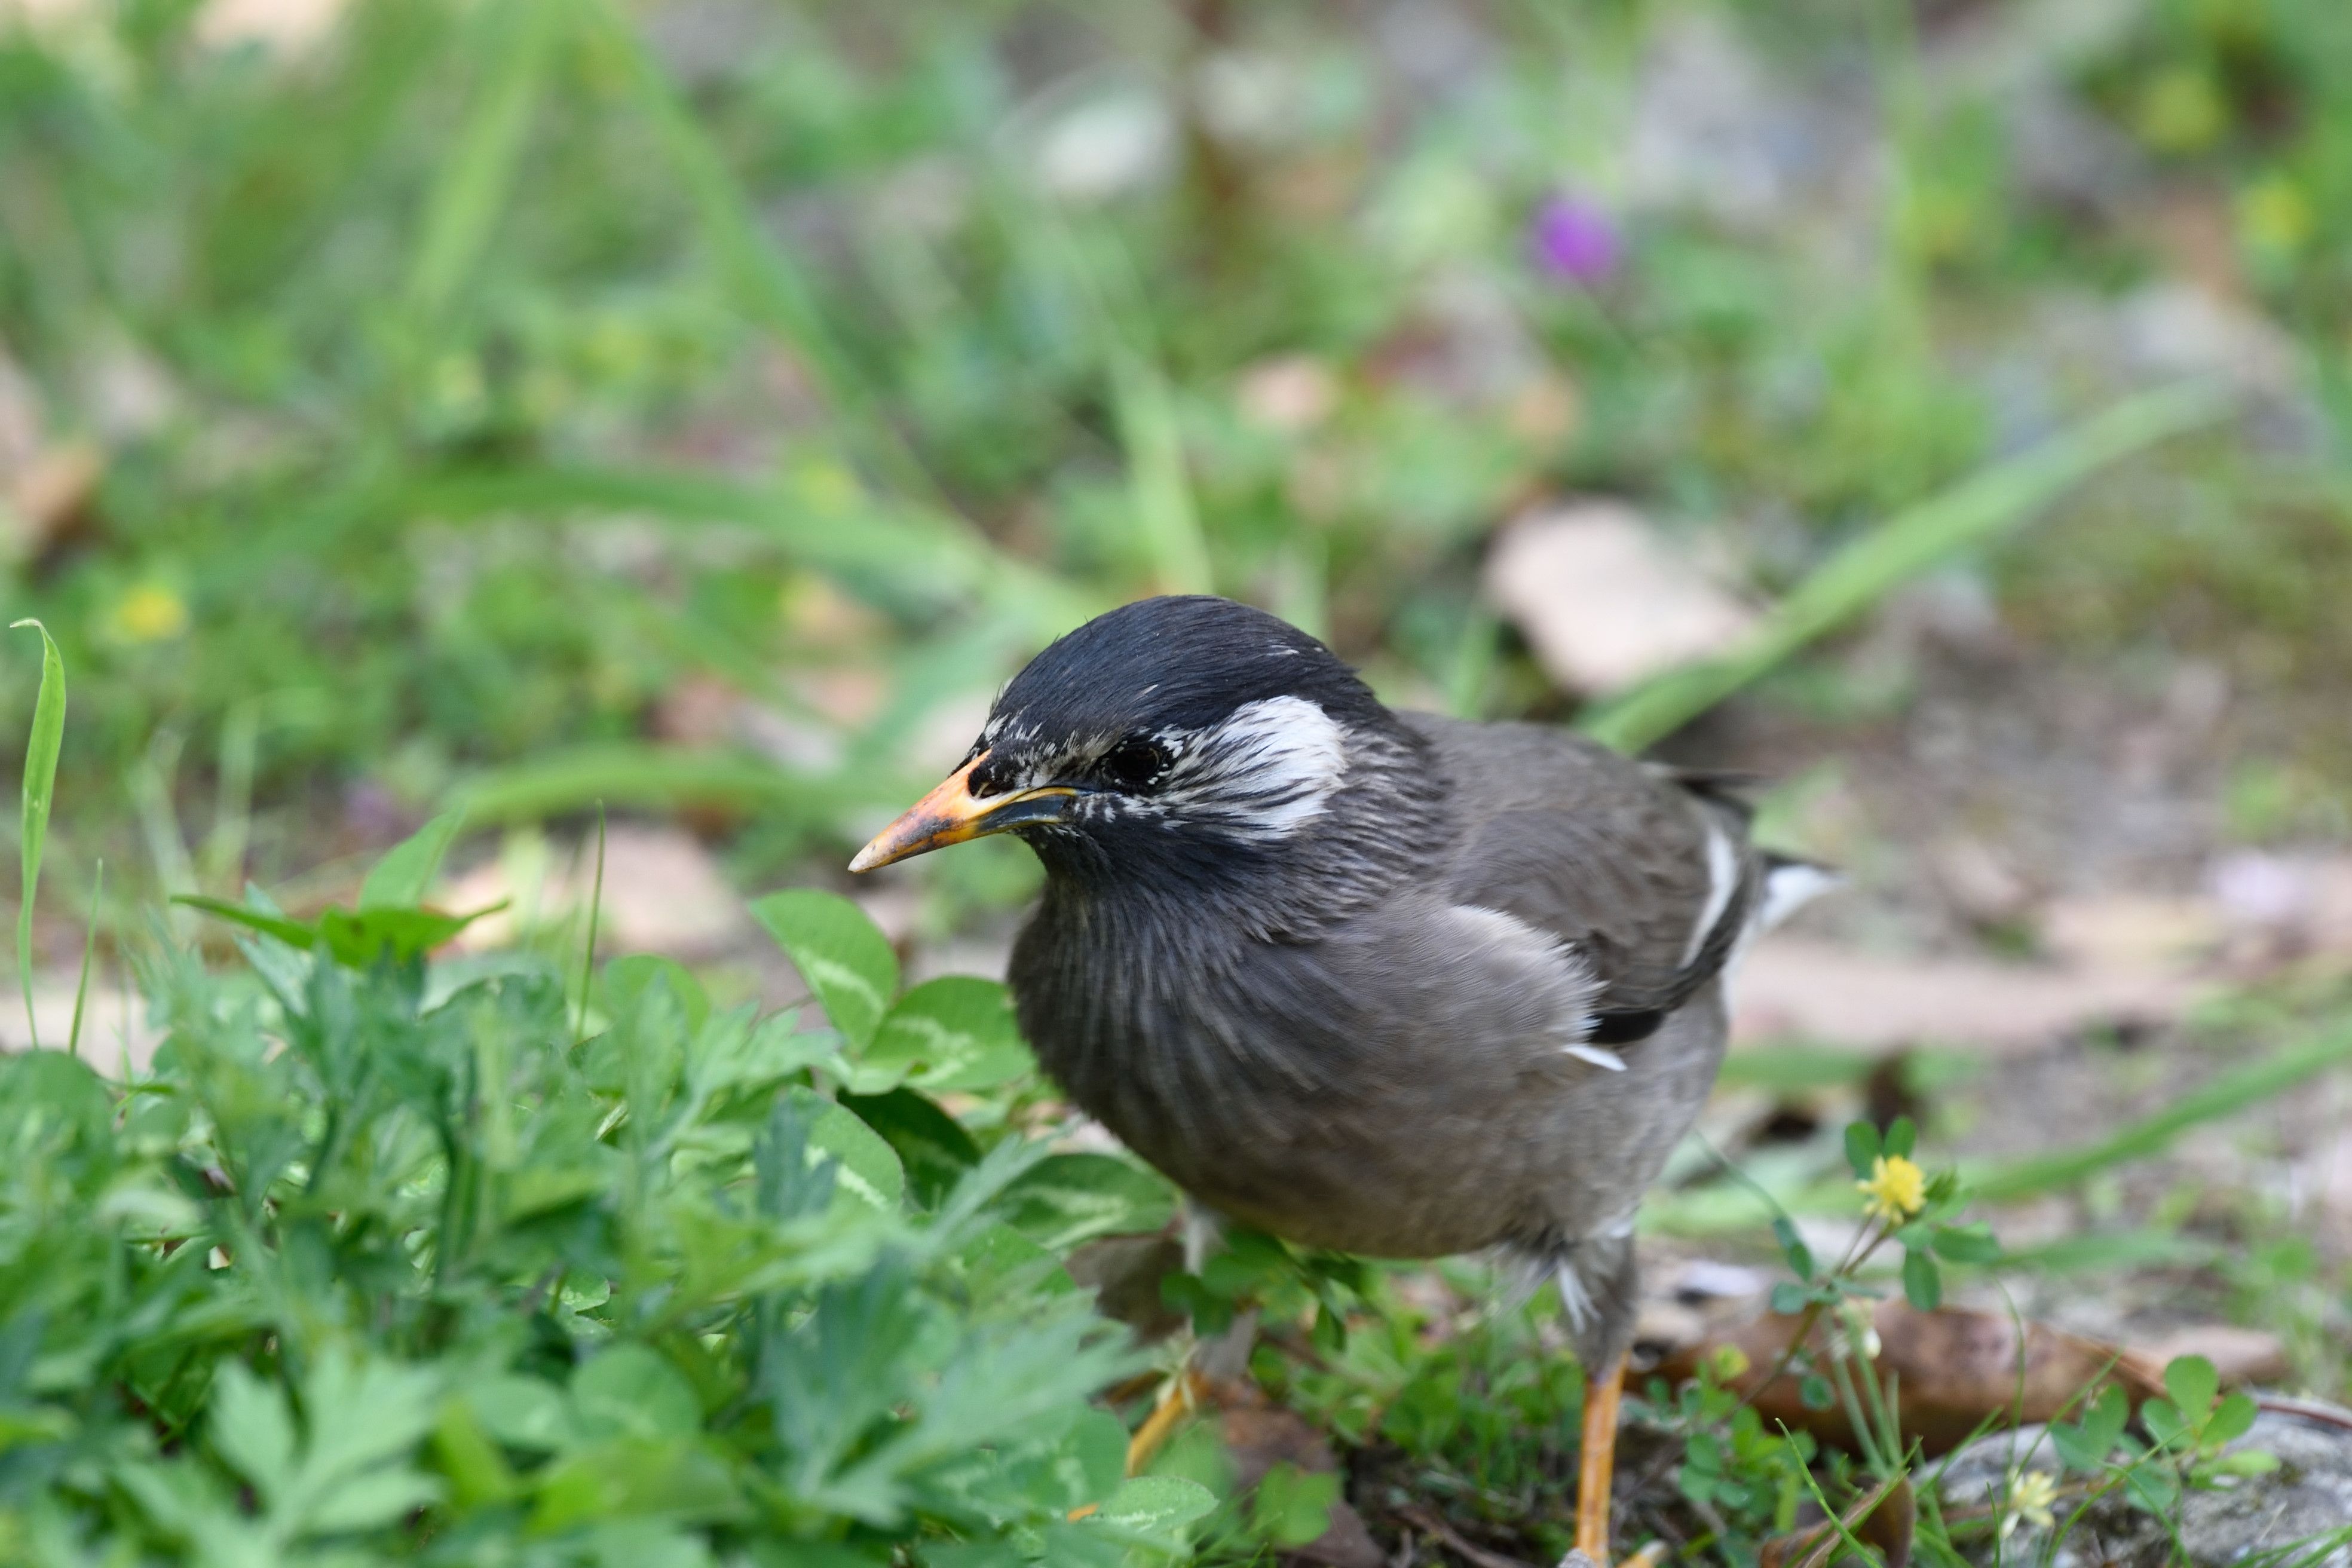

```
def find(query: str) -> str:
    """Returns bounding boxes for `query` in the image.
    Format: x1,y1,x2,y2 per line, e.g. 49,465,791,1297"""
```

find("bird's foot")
1558,1544,1667,1568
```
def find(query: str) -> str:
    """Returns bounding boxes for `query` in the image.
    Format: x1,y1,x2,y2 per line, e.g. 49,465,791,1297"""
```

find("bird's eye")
968,752,1015,798
1097,736,1174,793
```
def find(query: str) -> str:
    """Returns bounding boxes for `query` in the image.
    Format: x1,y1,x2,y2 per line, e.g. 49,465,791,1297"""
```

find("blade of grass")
581,0,933,500
1581,381,2231,752
404,0,561,326
131,731,200,942
575,803,604,1046
68,859,99,1058
11,620,65,1050
1107,345,1214,596
1968,1018,2352,1201
1653,1015,2352,1233
200,700,258,897
445,742,857,825
1445,607,1500,719
400,463,1101,641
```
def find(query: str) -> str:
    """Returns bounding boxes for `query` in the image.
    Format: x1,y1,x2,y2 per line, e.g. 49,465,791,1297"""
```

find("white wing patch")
1450,904,1606,1061
1682,815,1740,967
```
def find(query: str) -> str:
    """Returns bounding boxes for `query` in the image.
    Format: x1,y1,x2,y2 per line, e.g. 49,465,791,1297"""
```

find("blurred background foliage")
3,0,2352,930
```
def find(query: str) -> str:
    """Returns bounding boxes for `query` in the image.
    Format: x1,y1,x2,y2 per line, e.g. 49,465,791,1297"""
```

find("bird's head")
849,596,1431,896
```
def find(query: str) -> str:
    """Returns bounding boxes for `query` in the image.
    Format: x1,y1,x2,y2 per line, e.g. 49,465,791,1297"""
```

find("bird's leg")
1123,1307,1257,1475
1123,1365,1205,1475
1572,1351,1627,1563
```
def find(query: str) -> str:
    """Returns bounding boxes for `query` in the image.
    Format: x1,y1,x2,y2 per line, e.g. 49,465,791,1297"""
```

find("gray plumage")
932,597,1817,1371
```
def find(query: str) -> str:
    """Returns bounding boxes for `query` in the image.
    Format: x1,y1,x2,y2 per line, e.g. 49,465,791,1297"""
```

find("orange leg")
1124,1365,1206,1475
1573,1352,1627,1564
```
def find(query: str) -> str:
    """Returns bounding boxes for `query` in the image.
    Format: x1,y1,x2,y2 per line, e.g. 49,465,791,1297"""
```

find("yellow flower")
1999,1469,2059,1539
110,583,189,644
1857,1153,1926,1223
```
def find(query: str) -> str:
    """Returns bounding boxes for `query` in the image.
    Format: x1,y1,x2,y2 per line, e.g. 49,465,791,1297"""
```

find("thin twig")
1394,1505,1536,1568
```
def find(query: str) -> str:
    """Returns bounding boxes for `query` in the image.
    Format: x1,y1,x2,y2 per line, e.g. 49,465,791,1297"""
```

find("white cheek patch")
1162,695,1349,840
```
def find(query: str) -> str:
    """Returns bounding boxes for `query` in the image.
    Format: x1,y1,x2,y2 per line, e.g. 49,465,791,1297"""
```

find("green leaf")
786,1085,906,1211
2124,1460,2179,1514
318,903,501,966
2051,1381,2134,1472
209,1364,298,1504
531,1437,746,1530
1929,1221,2001,1264
11,620,64,1051
2207,1447,2279,1478
1250,1463,1339,1549
751,889,899,1048
1086,1474,1216,1540
170,894,318,950
1798,1376,1834,1411
2163,1354,2219,1421
2142,1396,2190,1449
995,1154,1177,1252
358,810,465,908
2204,1389,2258,1448
605,954,712,1042
173,895,504,967
572,1346,701,1443
2050,1422,2109,1472
1769,1282,1809,1315
1844,1120,1882,1179
838,1087,980,1209
1901,1247,1942,1310
862,976,1036,1093
467,1375,574,1453
1883,1115,1917,1158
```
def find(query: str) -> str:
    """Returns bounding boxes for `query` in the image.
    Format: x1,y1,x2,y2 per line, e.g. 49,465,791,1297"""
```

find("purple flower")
1530,194,1622,285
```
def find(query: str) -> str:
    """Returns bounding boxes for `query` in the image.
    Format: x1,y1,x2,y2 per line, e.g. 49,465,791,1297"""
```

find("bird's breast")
1006,896,1553,1258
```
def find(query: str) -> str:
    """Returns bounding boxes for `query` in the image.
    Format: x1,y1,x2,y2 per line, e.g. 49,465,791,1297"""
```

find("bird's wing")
1401,714,1767,1038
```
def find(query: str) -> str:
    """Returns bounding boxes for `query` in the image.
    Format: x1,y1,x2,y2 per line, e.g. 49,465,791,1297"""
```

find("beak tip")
847,844,885,874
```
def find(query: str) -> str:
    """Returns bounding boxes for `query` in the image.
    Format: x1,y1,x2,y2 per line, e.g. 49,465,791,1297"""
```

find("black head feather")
988,596,1388,748
963,596,1434,903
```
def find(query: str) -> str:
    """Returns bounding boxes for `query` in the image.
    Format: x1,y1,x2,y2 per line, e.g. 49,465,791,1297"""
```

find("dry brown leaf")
6,440,102,556
1192,1381,1384,1568
443,826,747,959
1656,1301,2167,1456
1731,936,2200,1055
1484,501,1758,696
1758,1474,1913,1568
2126,1325,2289,1388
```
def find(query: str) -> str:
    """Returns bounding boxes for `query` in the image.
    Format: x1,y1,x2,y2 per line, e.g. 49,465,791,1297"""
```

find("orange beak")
849,752,1080,872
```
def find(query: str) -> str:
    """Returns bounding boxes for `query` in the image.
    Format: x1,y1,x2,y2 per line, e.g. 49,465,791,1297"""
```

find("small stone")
1941,1404,2352,1567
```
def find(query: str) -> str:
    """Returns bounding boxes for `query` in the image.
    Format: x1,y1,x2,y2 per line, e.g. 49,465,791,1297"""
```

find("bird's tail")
1755,852,1840,933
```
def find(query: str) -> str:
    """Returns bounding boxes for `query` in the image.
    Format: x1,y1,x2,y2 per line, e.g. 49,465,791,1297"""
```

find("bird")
849,595,1828,1563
